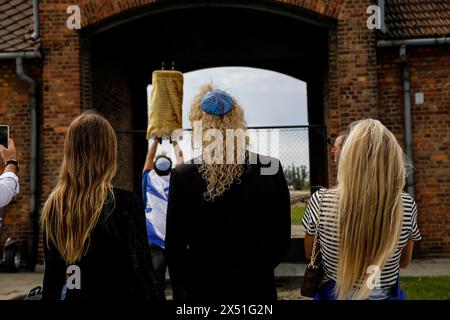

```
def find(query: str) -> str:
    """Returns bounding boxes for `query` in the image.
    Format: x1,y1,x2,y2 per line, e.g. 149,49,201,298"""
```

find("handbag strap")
309,189,324,266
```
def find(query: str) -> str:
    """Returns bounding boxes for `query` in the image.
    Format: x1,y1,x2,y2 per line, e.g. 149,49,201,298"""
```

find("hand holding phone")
0,125,8,148
0,138,17,163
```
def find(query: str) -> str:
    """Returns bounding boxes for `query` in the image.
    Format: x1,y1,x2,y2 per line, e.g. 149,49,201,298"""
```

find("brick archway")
78,0,345,30
82,5,330,193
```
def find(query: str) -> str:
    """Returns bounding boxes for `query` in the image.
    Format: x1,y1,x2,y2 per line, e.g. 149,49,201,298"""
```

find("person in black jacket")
41,111,165,301
166,85,291,302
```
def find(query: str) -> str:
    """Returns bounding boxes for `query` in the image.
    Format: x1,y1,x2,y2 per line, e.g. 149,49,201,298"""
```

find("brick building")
0,0,449,269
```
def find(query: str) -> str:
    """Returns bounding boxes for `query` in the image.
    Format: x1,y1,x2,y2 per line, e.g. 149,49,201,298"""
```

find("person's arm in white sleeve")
0,172,19,208
0,139,20,208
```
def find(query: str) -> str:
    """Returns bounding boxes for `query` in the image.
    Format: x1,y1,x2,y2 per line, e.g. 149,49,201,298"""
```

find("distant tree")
300,165,307,189
284,164,309,191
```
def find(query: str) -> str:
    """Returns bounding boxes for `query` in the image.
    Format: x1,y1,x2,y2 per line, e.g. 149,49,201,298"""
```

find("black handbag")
301,190,324,298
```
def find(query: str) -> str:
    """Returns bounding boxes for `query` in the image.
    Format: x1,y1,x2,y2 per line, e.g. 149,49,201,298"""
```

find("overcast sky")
148,66,308,129
147,67,309,167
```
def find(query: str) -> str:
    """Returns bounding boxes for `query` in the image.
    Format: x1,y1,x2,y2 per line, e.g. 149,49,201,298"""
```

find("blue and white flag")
142,169,170,249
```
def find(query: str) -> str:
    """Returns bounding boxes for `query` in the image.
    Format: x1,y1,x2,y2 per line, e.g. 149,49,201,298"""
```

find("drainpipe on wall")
30,0,40,41
377,37,450,47
16,58,39,271
399,45,414,197
0,0,41,271
377,36,450,197
377,0,387,34
0,52,41,60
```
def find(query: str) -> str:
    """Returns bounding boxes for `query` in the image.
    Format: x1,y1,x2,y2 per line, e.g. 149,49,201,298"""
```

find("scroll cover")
147,70,184,139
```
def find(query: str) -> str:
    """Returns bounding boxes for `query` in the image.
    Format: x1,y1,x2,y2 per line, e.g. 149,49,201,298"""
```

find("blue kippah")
200,89,233,116
155,157,171,172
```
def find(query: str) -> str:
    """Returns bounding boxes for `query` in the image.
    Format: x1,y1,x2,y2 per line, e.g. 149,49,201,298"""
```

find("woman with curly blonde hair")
166,84,291,302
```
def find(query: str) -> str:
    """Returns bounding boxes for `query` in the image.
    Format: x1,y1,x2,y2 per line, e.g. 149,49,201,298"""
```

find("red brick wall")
377,47,405,142
325,0,379,187
378,46,450,256
326,28,339,186
40,1,82,198
36,1,83,263
0,60,42,263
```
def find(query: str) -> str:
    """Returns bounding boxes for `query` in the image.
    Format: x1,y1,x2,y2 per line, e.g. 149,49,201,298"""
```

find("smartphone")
0,125,9,148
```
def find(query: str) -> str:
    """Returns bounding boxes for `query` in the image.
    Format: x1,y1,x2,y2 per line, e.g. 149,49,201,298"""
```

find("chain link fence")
150,126,311,184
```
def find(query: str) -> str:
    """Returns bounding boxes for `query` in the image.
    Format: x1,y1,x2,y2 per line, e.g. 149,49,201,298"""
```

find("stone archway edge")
77,0,344,32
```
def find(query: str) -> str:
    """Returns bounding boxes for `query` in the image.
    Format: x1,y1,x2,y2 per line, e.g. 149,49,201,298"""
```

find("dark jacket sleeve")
270,162,291,268
165,168,190,301
42,234,67,301
123,192,165,301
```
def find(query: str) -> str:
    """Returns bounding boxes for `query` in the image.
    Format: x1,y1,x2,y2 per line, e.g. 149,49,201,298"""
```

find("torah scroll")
147,70,183,139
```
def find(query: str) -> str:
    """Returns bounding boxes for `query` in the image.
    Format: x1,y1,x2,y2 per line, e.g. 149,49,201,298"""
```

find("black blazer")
42,188,165,301
166,153,291,302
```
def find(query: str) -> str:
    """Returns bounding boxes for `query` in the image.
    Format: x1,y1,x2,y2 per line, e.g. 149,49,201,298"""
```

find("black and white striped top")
302,189,422,289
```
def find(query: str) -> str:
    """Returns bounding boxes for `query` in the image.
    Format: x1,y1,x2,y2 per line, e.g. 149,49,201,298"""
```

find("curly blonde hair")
189,84,249,201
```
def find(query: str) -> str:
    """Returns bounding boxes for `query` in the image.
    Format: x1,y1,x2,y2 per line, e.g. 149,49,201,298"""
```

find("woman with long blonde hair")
302,119,421,300
41,111,164,301
166,84,291,301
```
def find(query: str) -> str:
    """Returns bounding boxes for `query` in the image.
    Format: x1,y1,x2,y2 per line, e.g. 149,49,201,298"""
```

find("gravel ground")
276,277,310,300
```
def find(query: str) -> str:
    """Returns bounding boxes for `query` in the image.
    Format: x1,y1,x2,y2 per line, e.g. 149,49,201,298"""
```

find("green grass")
291,205,306,225
401,276,450,300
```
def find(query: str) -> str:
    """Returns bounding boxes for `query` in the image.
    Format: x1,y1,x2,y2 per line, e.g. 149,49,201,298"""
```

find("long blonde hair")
335,119,405,299
41,111,117,264
189,84,248,201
